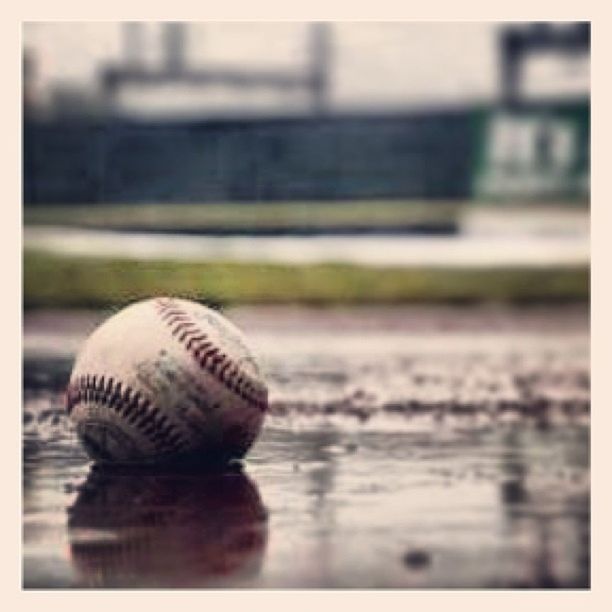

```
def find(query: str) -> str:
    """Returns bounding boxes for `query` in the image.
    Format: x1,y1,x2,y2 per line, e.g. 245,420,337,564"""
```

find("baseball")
65,297,268,465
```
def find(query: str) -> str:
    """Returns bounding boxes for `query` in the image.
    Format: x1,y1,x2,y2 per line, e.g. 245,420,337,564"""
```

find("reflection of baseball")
68,466,268,587
66,297,267,464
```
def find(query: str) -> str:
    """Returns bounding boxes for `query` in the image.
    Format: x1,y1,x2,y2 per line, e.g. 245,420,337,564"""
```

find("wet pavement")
23,305,590,588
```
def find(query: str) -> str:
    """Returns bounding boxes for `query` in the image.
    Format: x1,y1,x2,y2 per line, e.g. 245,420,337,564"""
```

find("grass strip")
23,201,462,231
23,250,589,309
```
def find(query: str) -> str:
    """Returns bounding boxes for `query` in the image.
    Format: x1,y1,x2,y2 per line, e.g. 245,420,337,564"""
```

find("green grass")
23,250,589,309
23,201,462,231
23,199,589,233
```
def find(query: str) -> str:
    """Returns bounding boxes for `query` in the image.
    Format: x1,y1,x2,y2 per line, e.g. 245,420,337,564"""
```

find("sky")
23,22,590,116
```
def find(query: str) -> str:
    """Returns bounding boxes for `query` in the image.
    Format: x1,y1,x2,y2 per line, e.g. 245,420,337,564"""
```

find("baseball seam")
154,298,267,412
66,374,189,454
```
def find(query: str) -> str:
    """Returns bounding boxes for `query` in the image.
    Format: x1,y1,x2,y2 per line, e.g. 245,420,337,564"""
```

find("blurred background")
22,22,590,589
22,21,589,307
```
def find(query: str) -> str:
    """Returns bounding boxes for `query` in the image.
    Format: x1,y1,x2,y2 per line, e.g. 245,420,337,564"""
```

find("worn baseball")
66,297,268,465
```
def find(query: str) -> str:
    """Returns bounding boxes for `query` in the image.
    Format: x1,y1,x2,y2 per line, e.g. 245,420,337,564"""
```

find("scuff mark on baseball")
65,297,268,465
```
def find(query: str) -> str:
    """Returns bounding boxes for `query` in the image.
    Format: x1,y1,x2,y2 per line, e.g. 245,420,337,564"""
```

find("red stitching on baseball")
186,334,206,350
66,375,189,454
154,298,267,412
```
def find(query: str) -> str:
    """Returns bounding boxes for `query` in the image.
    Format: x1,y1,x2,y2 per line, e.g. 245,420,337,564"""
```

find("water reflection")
67,465,268,588
498,426,590,588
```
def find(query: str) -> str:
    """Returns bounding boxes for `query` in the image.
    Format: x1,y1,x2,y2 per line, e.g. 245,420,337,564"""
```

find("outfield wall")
23,102,588,205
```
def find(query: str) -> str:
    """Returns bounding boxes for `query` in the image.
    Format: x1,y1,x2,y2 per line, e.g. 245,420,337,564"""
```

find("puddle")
23,305,589,588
